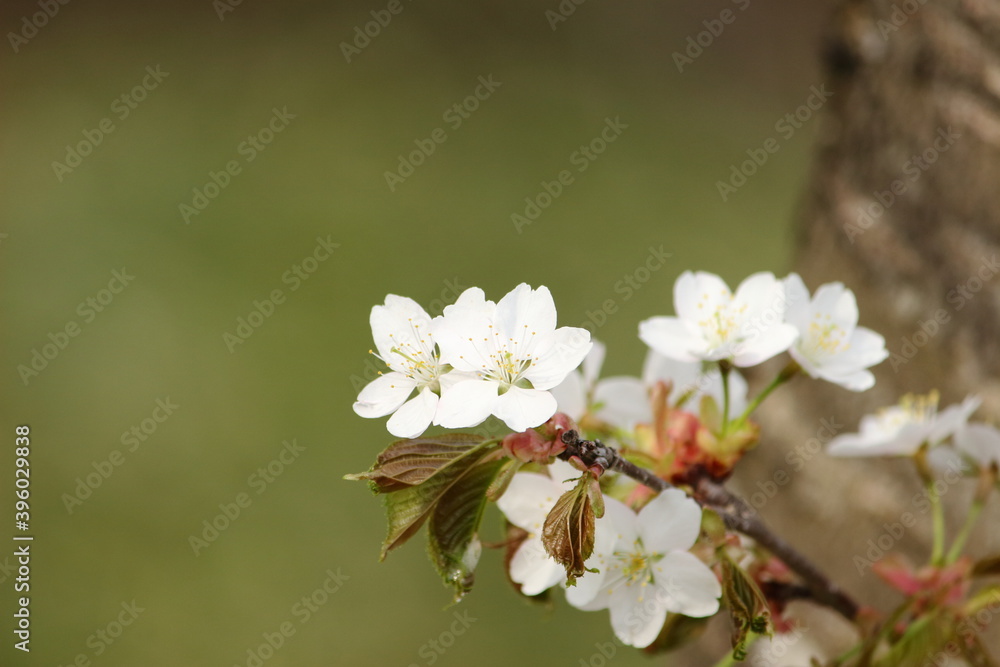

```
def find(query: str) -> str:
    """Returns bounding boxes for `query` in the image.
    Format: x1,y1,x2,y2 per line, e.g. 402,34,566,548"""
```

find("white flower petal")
674,271,732,323
731,322,798,367
608,584,669,648
494,386,557,432
494,283,557,341
582,340,607,387
496,472,562,531
385,387,438,438
443,287,493,316
638,316,706,363
352,372,415,418
593,377,650,430
652,551,721,617
955,423,1000,467
430,310,491,372
928,396,981,444
814,367,875,392
370,296,434,372
782,273,811,331
637,489,703,554
603,495,640,546
732,272,785,321
926,444,966,475
509,537,565,595
525,327,593,390
549,370,587,421
434,379,498,428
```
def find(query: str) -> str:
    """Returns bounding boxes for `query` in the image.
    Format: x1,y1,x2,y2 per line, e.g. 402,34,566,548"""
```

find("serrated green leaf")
719,550,771,660
427,453,505,603
345,433,488,493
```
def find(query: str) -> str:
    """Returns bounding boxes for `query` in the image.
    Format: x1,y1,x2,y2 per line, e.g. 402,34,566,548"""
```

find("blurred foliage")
1,0,831,664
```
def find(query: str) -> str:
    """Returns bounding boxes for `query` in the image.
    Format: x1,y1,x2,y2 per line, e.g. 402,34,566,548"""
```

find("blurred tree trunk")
745,0,1000,656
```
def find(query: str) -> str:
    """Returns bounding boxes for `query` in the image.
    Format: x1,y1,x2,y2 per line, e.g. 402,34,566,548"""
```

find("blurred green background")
2,0,834,664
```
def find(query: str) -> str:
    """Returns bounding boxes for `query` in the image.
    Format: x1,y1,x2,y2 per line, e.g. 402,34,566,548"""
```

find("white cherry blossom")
639,271,797,368
782,273,888,391
954,423,1000,468
566,488,721,648
352,295,458,438
827,393,980,457
433,284,592,432
495,460,611,595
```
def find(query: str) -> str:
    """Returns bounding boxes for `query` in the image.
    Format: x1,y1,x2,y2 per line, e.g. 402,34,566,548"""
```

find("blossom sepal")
500,413,576,464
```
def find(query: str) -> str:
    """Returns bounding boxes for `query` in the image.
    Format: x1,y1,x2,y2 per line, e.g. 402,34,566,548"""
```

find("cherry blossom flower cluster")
353,283,592,438
638,270,888,390
497,459,720,647
354,270,892,439
350,270,1000,659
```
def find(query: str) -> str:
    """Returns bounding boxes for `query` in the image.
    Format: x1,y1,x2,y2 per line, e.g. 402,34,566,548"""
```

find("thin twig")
558,429,860,622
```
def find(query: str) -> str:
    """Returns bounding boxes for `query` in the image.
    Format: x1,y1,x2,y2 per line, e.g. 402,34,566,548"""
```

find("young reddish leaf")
376,439,500,560
541,472,601,584
345,433,488,493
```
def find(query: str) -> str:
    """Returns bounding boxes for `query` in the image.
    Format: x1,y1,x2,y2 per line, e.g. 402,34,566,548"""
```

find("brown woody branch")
558,430,860,622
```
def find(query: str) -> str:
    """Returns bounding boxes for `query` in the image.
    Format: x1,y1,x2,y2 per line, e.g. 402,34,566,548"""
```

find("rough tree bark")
743,0,1000,657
